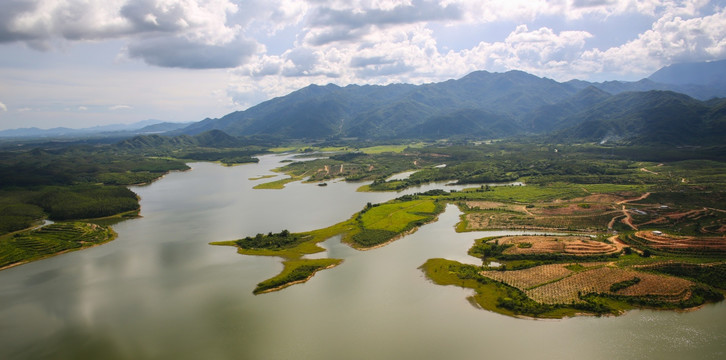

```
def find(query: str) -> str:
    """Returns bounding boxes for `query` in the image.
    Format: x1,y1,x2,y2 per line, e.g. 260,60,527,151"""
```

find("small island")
212,194,445,294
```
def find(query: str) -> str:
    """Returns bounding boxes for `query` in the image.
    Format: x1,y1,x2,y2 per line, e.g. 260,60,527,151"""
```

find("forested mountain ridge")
169,61,726,145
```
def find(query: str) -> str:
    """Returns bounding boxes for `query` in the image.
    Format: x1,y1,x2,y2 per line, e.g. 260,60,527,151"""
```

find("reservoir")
1,154,725,359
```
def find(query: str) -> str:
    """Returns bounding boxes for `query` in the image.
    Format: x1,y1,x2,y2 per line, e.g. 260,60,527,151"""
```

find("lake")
1,154,725,359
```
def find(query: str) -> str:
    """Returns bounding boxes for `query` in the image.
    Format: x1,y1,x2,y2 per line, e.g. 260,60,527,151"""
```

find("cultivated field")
625,231,726,255
0,222,115,269
482,264,694,304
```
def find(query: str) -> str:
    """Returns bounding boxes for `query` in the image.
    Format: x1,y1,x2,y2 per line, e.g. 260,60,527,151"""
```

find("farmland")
456,191,643,233
0,222,116,269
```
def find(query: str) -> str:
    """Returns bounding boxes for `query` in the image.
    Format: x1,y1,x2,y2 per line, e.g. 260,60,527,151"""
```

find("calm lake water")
1,154,725,359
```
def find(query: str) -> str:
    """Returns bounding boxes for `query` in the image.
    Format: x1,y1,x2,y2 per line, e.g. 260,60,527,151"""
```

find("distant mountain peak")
648,59,726,86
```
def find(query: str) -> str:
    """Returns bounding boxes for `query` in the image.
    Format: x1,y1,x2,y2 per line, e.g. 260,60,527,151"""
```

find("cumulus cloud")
0,101,7,112
0,0,257,68
581,7,726,77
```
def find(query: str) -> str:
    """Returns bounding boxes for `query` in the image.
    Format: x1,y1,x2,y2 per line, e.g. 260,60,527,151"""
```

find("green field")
361,200,437,232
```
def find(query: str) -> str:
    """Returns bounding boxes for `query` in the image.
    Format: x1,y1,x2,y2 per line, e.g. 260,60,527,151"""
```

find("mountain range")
172,60,726,145
0,120,191,139
4,60,725,146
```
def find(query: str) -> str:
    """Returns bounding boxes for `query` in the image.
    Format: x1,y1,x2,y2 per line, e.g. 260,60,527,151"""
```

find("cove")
0,154,724,359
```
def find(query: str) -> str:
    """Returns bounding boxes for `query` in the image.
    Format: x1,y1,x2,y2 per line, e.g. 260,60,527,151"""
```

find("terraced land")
623,231,726,255
497,235,619,256
0,222,116,269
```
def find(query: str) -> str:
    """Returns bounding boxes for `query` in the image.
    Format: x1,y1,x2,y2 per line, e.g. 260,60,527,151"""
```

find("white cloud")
580,7,726,77
109,104,132,110
78,106,88,111
0,101,7,111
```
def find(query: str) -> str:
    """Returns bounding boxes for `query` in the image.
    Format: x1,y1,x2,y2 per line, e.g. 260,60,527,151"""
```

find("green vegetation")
0,222,116,269
249,175,277,181
0,144,189,236
253,175,304,189
254,259,342,294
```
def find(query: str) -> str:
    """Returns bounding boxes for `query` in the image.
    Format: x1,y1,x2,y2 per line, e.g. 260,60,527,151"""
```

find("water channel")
1,154,724,359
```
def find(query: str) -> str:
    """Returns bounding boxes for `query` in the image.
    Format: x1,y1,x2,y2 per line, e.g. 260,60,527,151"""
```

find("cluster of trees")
649,263,726,289
587,286,723,309
235,230,302,249
469,239,512,259
0,185,139,234
351,229,397,247
31,186,139,220
0,200,44,234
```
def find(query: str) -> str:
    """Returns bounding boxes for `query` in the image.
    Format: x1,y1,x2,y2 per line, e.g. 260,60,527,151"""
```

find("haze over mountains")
0,120,191,139
4,60,726,146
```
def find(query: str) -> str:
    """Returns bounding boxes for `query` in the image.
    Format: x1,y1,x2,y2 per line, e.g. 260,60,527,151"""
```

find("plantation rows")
481,265,694,305
0,222,113,268
481,263,574,290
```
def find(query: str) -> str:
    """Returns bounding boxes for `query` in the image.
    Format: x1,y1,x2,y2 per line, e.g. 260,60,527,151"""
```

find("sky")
0,0,725,130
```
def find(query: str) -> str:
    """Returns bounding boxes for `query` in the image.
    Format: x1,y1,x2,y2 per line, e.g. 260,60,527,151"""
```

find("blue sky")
0,0,725,130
